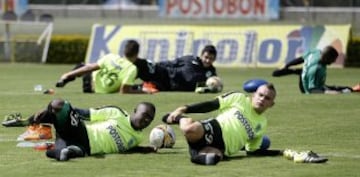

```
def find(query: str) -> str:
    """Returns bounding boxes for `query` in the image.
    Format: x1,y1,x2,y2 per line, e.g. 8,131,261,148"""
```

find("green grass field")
0,63,359,177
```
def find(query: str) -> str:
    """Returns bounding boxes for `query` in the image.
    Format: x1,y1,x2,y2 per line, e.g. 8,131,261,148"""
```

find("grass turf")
0,63,359,177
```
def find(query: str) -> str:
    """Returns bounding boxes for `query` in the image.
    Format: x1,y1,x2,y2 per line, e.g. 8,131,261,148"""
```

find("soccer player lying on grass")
8,99,157,161
272,45,359,94
133,45,219,93
162,84,327,165
55,40,156,94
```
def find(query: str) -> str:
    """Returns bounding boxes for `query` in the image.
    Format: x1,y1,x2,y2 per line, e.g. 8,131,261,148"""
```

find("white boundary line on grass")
322,153,360,159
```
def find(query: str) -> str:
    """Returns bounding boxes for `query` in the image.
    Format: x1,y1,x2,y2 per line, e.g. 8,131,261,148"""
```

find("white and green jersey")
92,53,137,93
85,107,143,155
301,49,326,93
216,92,267,156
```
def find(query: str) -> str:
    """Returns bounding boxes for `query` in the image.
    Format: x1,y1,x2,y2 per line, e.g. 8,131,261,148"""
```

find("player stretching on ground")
163,84,327,165
134,45,218,92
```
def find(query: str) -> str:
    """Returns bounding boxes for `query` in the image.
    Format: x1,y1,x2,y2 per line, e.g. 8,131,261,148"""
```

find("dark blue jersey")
158,55,217,91
134,56,217,91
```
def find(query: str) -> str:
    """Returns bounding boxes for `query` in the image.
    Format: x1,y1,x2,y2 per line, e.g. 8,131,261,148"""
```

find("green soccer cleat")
2,113,27,127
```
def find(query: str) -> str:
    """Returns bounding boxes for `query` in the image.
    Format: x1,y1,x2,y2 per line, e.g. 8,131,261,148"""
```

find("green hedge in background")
46,35,89,64
46,35,360,67
346,37,360,67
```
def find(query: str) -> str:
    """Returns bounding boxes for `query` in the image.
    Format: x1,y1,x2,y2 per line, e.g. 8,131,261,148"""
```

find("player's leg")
179,118,205,143
82,72,93,93
272,68,302,77
48,99,91,156
298,75,305,93
187,119,225,165
46,135,67,160
46,137,85,161
325,85,353,93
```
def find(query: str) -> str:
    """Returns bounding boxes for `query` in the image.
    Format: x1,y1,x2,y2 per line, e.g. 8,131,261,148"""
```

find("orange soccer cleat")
17,124,53,141
34,142,55,151
142,82,159,94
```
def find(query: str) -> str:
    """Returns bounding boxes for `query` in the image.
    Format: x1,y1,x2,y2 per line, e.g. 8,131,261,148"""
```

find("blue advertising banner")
85,24,351,68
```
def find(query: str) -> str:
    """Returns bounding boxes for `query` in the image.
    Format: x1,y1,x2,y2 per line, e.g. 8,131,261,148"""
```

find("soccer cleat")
34,142,55,151
293,151,328,163
142,82,159,94
17,124,53,141
2,113,26,127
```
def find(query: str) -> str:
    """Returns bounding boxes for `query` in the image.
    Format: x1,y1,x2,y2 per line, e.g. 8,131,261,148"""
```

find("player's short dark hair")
323,45,339,59
265,83,277,97
124,40,139,58
201,45,217,58
139,102,156,115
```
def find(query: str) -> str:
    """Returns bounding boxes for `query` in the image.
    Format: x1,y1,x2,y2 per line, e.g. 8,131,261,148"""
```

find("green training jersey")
92,53,137,93
216,92,267,156
85,107,143,155
301,49,326,93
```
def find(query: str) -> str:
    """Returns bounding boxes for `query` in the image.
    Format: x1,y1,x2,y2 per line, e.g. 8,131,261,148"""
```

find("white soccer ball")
149,124,176,148
206,76,223,93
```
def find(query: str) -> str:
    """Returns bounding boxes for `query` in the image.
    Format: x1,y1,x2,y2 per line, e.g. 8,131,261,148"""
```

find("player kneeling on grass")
163,83,327,165
6,99,157,161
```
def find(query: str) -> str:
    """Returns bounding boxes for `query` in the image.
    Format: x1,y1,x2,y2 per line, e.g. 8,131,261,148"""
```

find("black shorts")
55,112,91,155
188,119,225,157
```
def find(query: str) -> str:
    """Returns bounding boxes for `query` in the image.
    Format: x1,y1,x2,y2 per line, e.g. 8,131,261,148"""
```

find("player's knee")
260,135,271,150
181,122,202,139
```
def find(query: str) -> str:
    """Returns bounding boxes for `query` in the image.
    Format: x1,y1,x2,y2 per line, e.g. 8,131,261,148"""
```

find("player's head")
46,98,73,124
251,83,276,114
320,45,338,65
131,102,156,130
124,40,140,62
200,45,217,68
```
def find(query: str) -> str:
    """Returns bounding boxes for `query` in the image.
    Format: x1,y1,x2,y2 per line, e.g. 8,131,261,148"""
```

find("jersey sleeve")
89,107,127,122
217,92,246,110
121,65,137,85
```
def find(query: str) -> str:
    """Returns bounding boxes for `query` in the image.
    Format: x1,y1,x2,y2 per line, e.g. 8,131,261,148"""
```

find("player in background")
55,40,155,94
134,45,218,92
15,98,157,161
163,84,327,165
272,45,359,94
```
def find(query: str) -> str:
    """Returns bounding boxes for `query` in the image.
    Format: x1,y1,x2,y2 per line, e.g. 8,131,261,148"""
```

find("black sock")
46,149,57,159
191,153,221,165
